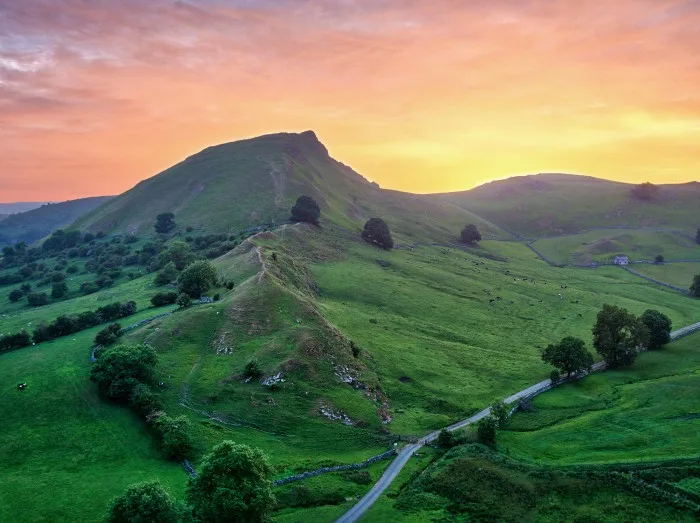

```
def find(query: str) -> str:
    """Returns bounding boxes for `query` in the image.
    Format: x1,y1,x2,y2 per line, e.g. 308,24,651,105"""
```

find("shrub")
129,383,162,417
80,282,99,295
640,309,672,349
151,292,178,307
8,289,23,302
153,414,193,459
460,224,482,244
476,416,498,445
0,330,32,352
549,370,561,384
51,282,68,299
290,195,321,225
154,213,176,234
176,293,191,308
154,261,178,286
490,400,510,428
90,344,157,400
691,274,700,297
436,429,457,449
94,323,122,347
27,292,49,307
213,293,221,301
177,260,218,298
66,265,79,274
106,480,180,523
244,360,263,379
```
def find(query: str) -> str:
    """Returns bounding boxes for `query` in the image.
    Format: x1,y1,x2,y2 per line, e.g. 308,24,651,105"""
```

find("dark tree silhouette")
290,195,321,225
691,273,700,297
154,213,176,234
640,309,672,350
541,336,594,378
460,224,482,244
630,182,659,201
696,228,700,245
592,304,649,368
361,218,394,250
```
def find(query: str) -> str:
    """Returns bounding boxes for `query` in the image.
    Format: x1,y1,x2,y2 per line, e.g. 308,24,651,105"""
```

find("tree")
654,254,664,264
176,293,191,308
27,292,49,307
90,344,157,400
154,415,193,459
490,400,510,428
244,360,263,379
460,224,482,244
187,440,275,523
178,260,217,298
691,274,700,298
106,480,180,523
592,304,649,368
51,281,68,299
8,289,23,303
436,429,457,449
361,218,393,250
630,182,659,201
151,292,178,307
290,195,321,225
154,261,178,286
157,242,195,271
695,228,700,245
640,309,672,350
154,213,176,234
94,323,122,347
476,416,497,445
541,336,594,378
129,383,162,417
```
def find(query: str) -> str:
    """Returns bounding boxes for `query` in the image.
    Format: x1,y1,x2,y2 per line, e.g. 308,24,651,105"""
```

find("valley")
1,132,699,522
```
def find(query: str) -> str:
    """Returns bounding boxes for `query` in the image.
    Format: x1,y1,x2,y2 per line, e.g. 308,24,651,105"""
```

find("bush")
66,265,79,274
213,293,221,301
51,282,68,299
290,195,321,225
154,213,176,234
129,383,162,417
460,224,482,244
154,415,193,459
176,293,191,308
361,218,394,250
8,289,23,302
154,261,178,286
80,282,99,295
640,309,672,349
106,480,180,523
436,429,457,449
549,370,561,384
476,416,498,445
0,330,32,352
151,292,178,307
490,400,510,428
27,292,49,307
94,323,122,347
244,360,263,379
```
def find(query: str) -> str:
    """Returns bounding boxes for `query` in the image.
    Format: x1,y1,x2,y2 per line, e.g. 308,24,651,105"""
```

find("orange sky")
1,0,699,201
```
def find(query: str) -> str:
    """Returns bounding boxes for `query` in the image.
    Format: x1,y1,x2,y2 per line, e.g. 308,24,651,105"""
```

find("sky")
1,0,699,201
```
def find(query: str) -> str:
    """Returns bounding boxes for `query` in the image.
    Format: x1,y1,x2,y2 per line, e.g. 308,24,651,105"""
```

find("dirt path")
335,321,700,523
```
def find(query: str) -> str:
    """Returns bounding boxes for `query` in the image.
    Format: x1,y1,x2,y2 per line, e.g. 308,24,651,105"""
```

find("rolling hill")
72,131,506,243
0,202,47,215
0,196,113,246
435,173,700,238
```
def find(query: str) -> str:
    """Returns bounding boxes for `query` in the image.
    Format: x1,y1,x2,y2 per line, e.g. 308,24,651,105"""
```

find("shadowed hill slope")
0,202,47,215
434,173,700,238
0,196,112,246
73,131,506,243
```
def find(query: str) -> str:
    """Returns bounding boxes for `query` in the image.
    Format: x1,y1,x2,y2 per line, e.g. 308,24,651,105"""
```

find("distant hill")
74,131,505,243
0,196,113,246
0,202,47,215
434,173,700,238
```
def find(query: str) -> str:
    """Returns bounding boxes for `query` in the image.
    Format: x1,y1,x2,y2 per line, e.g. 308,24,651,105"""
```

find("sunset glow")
2,0,700,200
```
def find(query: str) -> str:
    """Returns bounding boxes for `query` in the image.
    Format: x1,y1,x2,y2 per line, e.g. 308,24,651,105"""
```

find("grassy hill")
0,196,113,246
0,202,47,214
73,131,504,244
435,173,700,238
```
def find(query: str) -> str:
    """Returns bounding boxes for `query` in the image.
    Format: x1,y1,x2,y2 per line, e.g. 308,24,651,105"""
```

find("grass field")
500,331,700,465
531,229,700,266
631,262,700,289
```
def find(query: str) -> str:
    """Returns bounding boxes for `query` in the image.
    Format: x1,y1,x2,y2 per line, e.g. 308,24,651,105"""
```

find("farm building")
613,255,629,265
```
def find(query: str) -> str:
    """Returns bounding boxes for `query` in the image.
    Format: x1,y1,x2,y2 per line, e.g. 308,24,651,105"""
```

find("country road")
336,321,700,523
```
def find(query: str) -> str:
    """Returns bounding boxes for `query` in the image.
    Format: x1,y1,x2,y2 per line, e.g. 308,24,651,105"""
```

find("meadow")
500,331,700,465
530,229,700,266
631,261,700,289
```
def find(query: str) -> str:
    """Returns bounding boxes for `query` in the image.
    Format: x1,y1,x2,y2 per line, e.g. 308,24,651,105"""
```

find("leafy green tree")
691,274,700,298
654,254,664,264
106,480,180,523
696,228,700,245
541,336,594,378
361,218,394,250
94,323,122,347
8,289,23,302
176,293,191,308
436,429,457,449
129,383,162,417
51,281,68,299
157,242,195,271
290,195,321,225
154,415,193,459
154,213,176,234
476,416,497,445
640,309,672,349
460,224,482,244
187,440,275,523
154,261,178,286
151,292,178,307
592,304,649,368
178,260,218,298
90,344,157,400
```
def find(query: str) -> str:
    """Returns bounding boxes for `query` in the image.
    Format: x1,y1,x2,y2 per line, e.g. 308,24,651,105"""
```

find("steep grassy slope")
0,196,112,246
531,229,700,265
73,131,504,243
501,331,700,465
436,173,700,238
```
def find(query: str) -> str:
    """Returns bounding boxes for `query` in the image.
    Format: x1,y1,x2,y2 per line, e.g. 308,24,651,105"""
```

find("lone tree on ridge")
361,218,393,250
460,224,482,244
290,195,321,225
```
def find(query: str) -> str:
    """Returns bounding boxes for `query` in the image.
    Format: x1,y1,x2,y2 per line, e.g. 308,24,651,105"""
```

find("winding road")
336,321,700,523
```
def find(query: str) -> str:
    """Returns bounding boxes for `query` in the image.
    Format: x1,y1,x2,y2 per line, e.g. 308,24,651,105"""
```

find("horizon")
2,0,700,200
